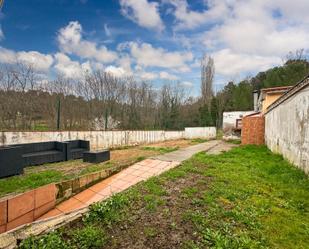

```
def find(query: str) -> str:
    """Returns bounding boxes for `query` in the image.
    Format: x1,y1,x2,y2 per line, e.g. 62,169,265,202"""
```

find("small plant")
190,138,208,144
144,194,165,211
136,156,146,162
225,139,241,145
144,178,166,196
85,194,129,225
71,226,106,249
142,146,179,153
144,227,157,237
19,232,70,249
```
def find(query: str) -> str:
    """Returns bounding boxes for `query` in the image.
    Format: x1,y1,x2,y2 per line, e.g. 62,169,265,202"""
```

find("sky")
0,0,309,95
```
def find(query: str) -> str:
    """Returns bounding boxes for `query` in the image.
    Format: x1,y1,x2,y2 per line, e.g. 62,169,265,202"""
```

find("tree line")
0,56,308,131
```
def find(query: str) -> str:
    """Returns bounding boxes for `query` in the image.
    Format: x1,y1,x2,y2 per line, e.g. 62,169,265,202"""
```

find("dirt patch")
104,168,209,248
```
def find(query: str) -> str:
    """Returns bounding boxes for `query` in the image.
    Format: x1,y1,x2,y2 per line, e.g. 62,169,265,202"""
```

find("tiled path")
38,140,220,221
38,159,179,220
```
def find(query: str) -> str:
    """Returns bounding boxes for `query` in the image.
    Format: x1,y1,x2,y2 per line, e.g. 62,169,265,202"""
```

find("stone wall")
241,114,265,145
265,82,309,173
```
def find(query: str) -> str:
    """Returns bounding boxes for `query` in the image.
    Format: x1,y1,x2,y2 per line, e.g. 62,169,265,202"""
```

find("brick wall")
241,115,265,145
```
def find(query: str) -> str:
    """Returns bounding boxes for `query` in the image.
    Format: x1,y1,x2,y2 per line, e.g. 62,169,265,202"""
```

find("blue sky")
1,0,309,95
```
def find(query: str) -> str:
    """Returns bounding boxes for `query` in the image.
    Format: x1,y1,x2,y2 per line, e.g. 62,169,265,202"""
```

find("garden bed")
19,145,309,249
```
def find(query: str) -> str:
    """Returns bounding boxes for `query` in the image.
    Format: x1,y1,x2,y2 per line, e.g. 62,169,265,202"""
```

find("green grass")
19,146,309,249
190,138,208,144
142,146,179,153
225,139,241,144
188,145,309,248
0,170,64,197
79,161,114,175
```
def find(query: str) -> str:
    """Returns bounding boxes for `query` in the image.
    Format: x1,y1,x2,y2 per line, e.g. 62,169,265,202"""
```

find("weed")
163,168,186,180
144,194,165,211
136,156,146,161
225,139,241,144
182,187,198,198
71,225,106,249
144,178,166,196
190,138,208,144
142,146,179,153
144,227,157,237
19,232,70,249
85,194,129,225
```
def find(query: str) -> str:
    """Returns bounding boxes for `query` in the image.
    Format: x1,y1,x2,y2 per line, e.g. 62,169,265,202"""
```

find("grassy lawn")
19,145,309,249
0,139,197,198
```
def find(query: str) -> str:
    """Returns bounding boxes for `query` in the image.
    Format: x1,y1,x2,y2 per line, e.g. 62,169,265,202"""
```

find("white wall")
223,111,255,132
184,127,216,139
0,128,217,150
265,85,309,173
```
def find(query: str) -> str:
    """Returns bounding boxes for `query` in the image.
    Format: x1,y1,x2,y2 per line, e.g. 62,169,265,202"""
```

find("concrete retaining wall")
265,84,309,173
184,127,216,139
0,128,216,150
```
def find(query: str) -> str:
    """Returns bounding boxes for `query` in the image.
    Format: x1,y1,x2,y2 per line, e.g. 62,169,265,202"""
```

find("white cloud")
0,47,16,64
0,47,53,71
17,51,54,71
167,0,228,30
128,42,193,71
0,26,4,40
105,65,126,77
195,0,309,78
117,55,133,75
180,81,193,87
120,0,164,32
58,21,117,63
139,71,157,80
159,71,178,80
104,24,111,37
212,49,281,77
208,1,309,57
54,52,91,78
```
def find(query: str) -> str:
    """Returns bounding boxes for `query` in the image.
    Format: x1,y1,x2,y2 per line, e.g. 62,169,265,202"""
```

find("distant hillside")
251,59,309,90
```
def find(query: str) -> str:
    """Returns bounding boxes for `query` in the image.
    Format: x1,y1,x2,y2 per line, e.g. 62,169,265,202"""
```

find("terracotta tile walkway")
38,159,180,220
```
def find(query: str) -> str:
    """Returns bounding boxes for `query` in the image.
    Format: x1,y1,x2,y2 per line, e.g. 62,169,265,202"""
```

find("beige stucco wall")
265,86,309,173
262,93,283,113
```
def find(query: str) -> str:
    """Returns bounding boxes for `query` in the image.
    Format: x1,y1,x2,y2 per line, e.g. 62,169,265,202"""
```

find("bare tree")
201,54,215,105
11,61,39,91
